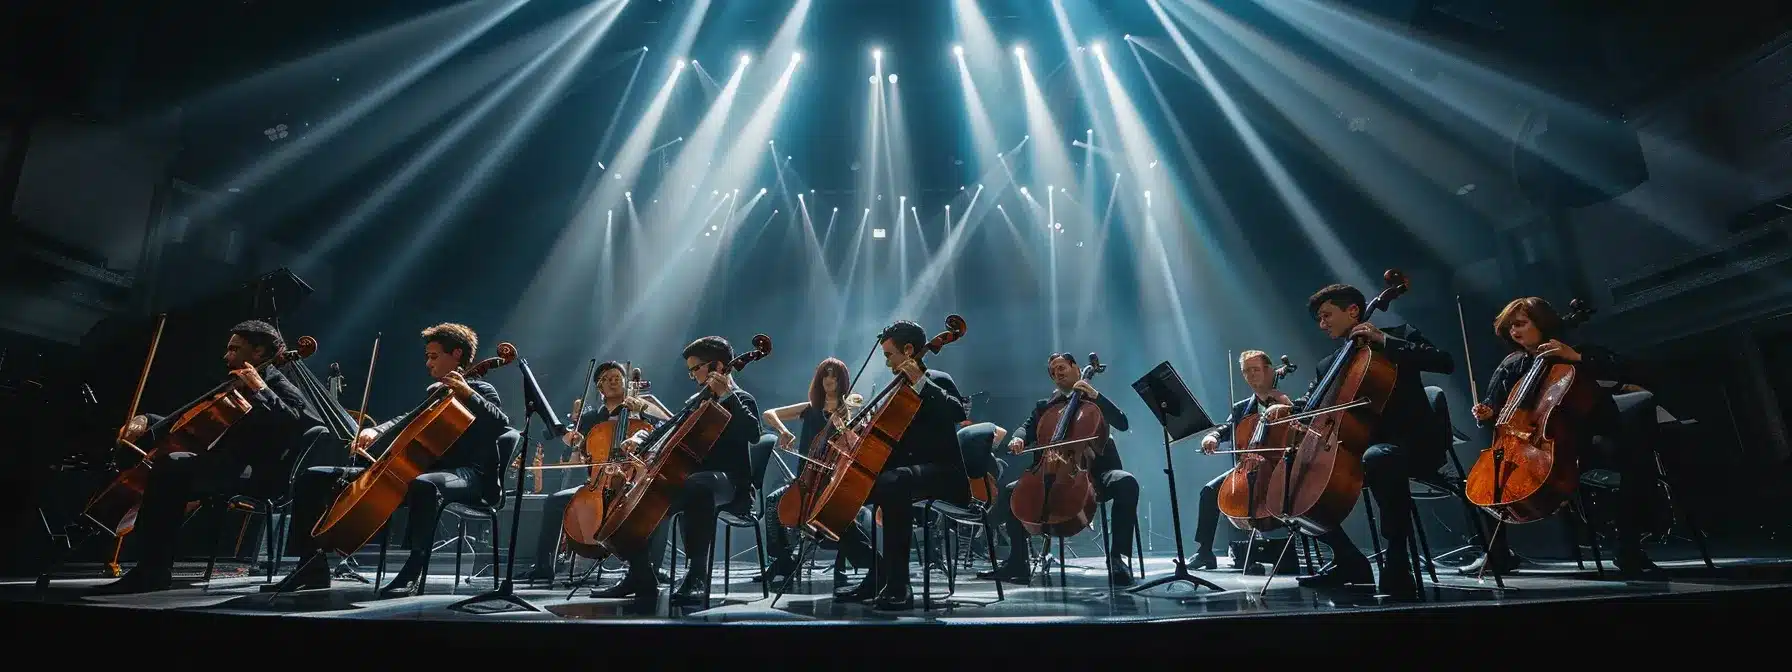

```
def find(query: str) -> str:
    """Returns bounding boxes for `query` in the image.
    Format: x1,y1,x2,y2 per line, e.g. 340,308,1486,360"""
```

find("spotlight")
759,188,767,194
690,59,698,66
740,53,751,65
792,51,803,62
1124,34,1131,40
1091,41,1104,54
870,75,878,83
872,228,887,239
872,48,882,60
625,191,632,198
643,46,649,52
888,73,898,84
675,60,684,70
1087,129,1093,134
953,45,964,57
1013,46,1025,59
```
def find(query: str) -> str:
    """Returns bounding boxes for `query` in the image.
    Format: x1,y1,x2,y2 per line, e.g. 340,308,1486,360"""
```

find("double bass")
310,343,518,556
1008,352,1110,537
1262,269,1411,534
590,335,773,558
788,315,966,542
1463,299,1599,523
1214,355,1297,532
563,367,661,559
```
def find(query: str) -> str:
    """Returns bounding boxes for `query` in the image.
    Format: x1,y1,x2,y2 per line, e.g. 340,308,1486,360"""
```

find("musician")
974,354,1136,585
759,357,874,585
523,361,672,582
91,321,318,595
1264,284,1455,599
589,336,761,607
833,321,971,610
1194,350,1293,569
1469,297,1662,578
273,323,510,596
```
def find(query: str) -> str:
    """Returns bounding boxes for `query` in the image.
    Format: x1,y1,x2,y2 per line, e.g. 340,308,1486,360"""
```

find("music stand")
1128,362,1224,594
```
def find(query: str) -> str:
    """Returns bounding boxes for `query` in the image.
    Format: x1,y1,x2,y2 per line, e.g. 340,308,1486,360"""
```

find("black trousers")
761,483,878,571
839,463,970,588
1195,471,1230,556
287,465,485,574
1314,442,1441,561
990,468,1140,566
130,451,252,575
616,470,736,582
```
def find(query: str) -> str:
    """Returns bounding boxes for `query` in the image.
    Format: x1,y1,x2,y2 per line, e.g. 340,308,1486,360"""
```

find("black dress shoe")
260,567,331,593
88,568,172,596
1295,554,1374,587
873,583,914,611
590,571,655,599
1193,550,1219,570
975,561,1031,584
376,578,420,598
834,576,878,603
1376,553,1417,600
1456,551,1521,576
1108,557,1135,586
669,575,709,606
1616,549,1666,581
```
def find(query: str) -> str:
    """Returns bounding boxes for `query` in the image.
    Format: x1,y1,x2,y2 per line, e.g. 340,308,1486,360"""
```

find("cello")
563,367,662,559
774,391,864,528
1214,356,1297,532
310,342,518,556
789,315,967,542
1008,352,1110,537
590,335,773,558
1463,299,1599,524
1262,269,1411,535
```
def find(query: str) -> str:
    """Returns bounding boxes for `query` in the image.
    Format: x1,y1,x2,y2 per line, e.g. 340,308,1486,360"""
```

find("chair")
708,434,776,605
1360,386,1481,594
919,473,1007,610
203,425,330,590
437,429,524,593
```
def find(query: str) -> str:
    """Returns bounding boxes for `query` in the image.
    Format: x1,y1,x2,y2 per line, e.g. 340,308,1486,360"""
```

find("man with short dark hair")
588,336,762,607
1262,284,1455,600
91,320,317,594
832,320,970,610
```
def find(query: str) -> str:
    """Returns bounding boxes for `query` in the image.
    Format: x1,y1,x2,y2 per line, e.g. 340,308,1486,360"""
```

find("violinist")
1468,297,1661,578
976,353,1136,585
588,336,761,607
1194,350,1293,569
524,361,672,583
273,323,510,597
832,321,972,610
91,320,318,595
759,357,875,585
1264,284,1455,599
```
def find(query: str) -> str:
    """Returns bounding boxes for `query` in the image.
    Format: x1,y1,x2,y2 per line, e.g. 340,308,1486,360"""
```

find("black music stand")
1129,362,1224,594
447,358,563,614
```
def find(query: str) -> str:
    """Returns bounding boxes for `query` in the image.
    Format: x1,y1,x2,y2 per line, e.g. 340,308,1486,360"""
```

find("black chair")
1360,386,1479,595
437,429,524,593
709,434,776,604
203,425,331,590
920,474,1007,610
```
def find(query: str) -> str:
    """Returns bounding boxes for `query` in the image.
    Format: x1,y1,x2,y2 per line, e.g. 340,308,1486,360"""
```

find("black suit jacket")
889,368,971,502
1012,390,1130,472
142,363,317,483
1295,324,1454,457
373,377,510,498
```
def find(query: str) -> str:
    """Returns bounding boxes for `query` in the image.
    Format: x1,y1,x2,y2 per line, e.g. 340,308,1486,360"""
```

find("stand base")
1127,560,1224,594
447,581,543,614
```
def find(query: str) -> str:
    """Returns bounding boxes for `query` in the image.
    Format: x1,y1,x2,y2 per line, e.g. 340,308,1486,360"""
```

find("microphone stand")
447,358,563,614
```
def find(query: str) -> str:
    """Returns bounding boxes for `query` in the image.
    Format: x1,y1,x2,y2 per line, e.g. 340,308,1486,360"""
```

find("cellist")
759,357,876,586
1467,297,1662,579
832,320,971,610
90,320,319,595
1263,283,1455,600
523,361,672,583
1195,350,1293,570
272,323,510,597
978,353,1137,585
587,336,762,607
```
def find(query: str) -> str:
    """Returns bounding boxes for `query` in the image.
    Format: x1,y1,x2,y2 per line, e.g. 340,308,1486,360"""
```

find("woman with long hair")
759,358,871,584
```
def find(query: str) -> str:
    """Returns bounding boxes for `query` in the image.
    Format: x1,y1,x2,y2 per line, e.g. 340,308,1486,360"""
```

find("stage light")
675,60,685,70
759,187,767,194
1091,41,1104,54
625,191,632,198
1123,34,1131,40
888,73,898,84
1013,46,1025,59
953,45,964,57
870,75,878,83
1087,129,1093,135
872,48,882,60
690,59,698,66
740,53,751,65
872,228,887,239
792,51,803,62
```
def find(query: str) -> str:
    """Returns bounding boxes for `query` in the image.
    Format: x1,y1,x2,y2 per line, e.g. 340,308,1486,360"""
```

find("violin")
1215,355,1297,532
1464,299,1599,523
1262,269,1411,534
788,315,967,542
589,335,773,559
775,390,865,529
311,342,518,556
563,367,662,559
1008,352,1110,537
81,334,319,539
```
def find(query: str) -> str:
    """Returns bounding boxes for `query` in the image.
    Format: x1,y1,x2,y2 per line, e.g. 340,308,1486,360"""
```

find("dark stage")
11,551,1790,661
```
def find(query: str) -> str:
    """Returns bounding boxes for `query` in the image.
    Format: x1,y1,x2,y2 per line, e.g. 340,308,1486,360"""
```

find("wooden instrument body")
560,414,656,559
1465,360,1601,523
1215,413,1287,532
1263,345,1396,535
82,387,253,536
796,382,921,541
311,392,474,554
591,399,732,558
583,416,656,467
776,433,832,528
1009,397,1106,537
